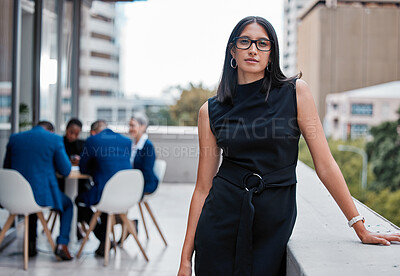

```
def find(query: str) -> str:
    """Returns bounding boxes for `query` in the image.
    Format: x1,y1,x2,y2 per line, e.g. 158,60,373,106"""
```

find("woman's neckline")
237,77,264,88
234,77,264,103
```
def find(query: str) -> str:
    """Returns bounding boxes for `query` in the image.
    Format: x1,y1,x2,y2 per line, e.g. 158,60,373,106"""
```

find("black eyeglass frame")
232,36,274,52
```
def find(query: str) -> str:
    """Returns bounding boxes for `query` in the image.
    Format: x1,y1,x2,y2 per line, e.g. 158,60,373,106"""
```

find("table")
38,167,92,254
63,166,91,243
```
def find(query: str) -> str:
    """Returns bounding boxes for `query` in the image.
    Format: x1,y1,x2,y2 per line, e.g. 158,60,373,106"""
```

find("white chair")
0,169,56,270
76,169,148,266
138,159,168,246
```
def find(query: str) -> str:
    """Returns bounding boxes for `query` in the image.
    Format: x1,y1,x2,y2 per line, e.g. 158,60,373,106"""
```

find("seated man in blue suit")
129,113,159,195
76,120,131,256
3,121,74,261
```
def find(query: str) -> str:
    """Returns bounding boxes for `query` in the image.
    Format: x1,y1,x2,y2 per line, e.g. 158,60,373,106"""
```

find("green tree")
146,107,177,126
299,137,373,199
169,83,216,126
366,121,400,191
364,189,400,227
19,103,32,130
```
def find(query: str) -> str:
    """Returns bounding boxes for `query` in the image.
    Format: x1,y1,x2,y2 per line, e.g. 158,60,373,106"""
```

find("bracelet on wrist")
348,215,365,228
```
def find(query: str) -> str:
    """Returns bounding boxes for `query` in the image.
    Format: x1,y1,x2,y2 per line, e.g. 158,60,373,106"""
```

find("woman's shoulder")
294,78,312,98
272,77,300,96
144,138,155,149
207,95,218,108
207,95,231,111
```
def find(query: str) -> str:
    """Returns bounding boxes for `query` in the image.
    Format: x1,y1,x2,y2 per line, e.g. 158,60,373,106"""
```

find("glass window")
333,118,339,129
91,13,112,23
97,108,112,122
351,104,373,116
0,0,14,245
0,95,11,108
117,108,126,122
90,89,113,96
39,0,58,123
381,102,390,119
90,71,119,78
91,32,113,42
60,1,73,127
351,124,369,138
0,0,13,128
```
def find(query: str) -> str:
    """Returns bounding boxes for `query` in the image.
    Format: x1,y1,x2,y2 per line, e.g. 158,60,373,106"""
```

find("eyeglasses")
233,36,273,52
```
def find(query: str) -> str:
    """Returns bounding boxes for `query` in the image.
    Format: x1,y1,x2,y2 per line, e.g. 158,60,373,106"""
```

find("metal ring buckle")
252,173,262,179
243,173,262,192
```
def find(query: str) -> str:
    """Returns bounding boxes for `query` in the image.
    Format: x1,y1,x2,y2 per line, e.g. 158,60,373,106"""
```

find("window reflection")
40,0,58,123
0,0,13,127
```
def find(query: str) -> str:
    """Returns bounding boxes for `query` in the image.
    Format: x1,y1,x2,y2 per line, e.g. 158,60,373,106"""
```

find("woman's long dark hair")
217,16,301,104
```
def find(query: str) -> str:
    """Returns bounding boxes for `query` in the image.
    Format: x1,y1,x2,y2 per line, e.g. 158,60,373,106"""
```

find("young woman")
178,16,400,276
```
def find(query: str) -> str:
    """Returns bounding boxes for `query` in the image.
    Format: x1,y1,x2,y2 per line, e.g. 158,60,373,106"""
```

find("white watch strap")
348,215,365,227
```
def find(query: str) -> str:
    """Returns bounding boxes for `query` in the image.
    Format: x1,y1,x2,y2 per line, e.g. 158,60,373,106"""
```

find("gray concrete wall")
148,127,199,183
287,161,400,275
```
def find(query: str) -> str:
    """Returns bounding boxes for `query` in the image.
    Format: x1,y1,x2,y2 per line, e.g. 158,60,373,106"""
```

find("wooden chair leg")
143,201,168,246
80,221,88,234
0,214,16,246
42,211,54,233
120,214,149,262
37,212,56,251
50,212,58,233
76,211,101,258
120,222,127,248
46,210,53,224
104,214,112,266
110,215,117,255
24,215,29,270
138,202,149,239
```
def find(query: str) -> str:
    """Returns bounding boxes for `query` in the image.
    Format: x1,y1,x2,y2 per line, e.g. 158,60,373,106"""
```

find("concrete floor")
0,183,195,276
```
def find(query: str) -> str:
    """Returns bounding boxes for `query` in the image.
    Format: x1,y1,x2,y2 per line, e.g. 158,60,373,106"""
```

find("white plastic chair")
138,159,168,246
0,169,56,270
76,169,148,266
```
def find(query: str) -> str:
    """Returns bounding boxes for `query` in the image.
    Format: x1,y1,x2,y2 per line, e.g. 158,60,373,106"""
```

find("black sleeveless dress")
194,78,300,276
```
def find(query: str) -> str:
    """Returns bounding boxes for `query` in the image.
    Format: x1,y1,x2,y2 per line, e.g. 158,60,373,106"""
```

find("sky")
117,0,284,98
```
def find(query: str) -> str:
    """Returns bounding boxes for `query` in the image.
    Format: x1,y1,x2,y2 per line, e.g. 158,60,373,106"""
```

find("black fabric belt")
216,158,297,276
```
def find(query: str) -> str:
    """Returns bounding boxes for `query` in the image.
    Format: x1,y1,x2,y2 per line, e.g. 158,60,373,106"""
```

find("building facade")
282,0,312,76
324,81,400,140
297,0,400,118
83,95,174,128
79,1,123,125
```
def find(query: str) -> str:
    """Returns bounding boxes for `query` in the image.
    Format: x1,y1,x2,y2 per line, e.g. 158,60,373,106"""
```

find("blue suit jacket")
133,139,159,194
79,128,132,206
3,126,71,211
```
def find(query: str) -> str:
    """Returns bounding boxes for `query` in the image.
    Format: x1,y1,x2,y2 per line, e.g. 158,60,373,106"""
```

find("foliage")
169,83,216,126
366,121,400,191
299,128,400,227
146,107,177,126
19,103,32,130
298,137,373,199
364,189,400,227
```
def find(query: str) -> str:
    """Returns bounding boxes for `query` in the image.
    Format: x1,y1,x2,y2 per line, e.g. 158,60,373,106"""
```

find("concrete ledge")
288,161,400,276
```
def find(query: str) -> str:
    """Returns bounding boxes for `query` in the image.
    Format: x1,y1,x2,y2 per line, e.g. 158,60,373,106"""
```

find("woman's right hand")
177,260,192,276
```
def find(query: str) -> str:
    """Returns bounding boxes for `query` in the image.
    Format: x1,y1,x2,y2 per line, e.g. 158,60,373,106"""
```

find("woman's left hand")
358,230,400,246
